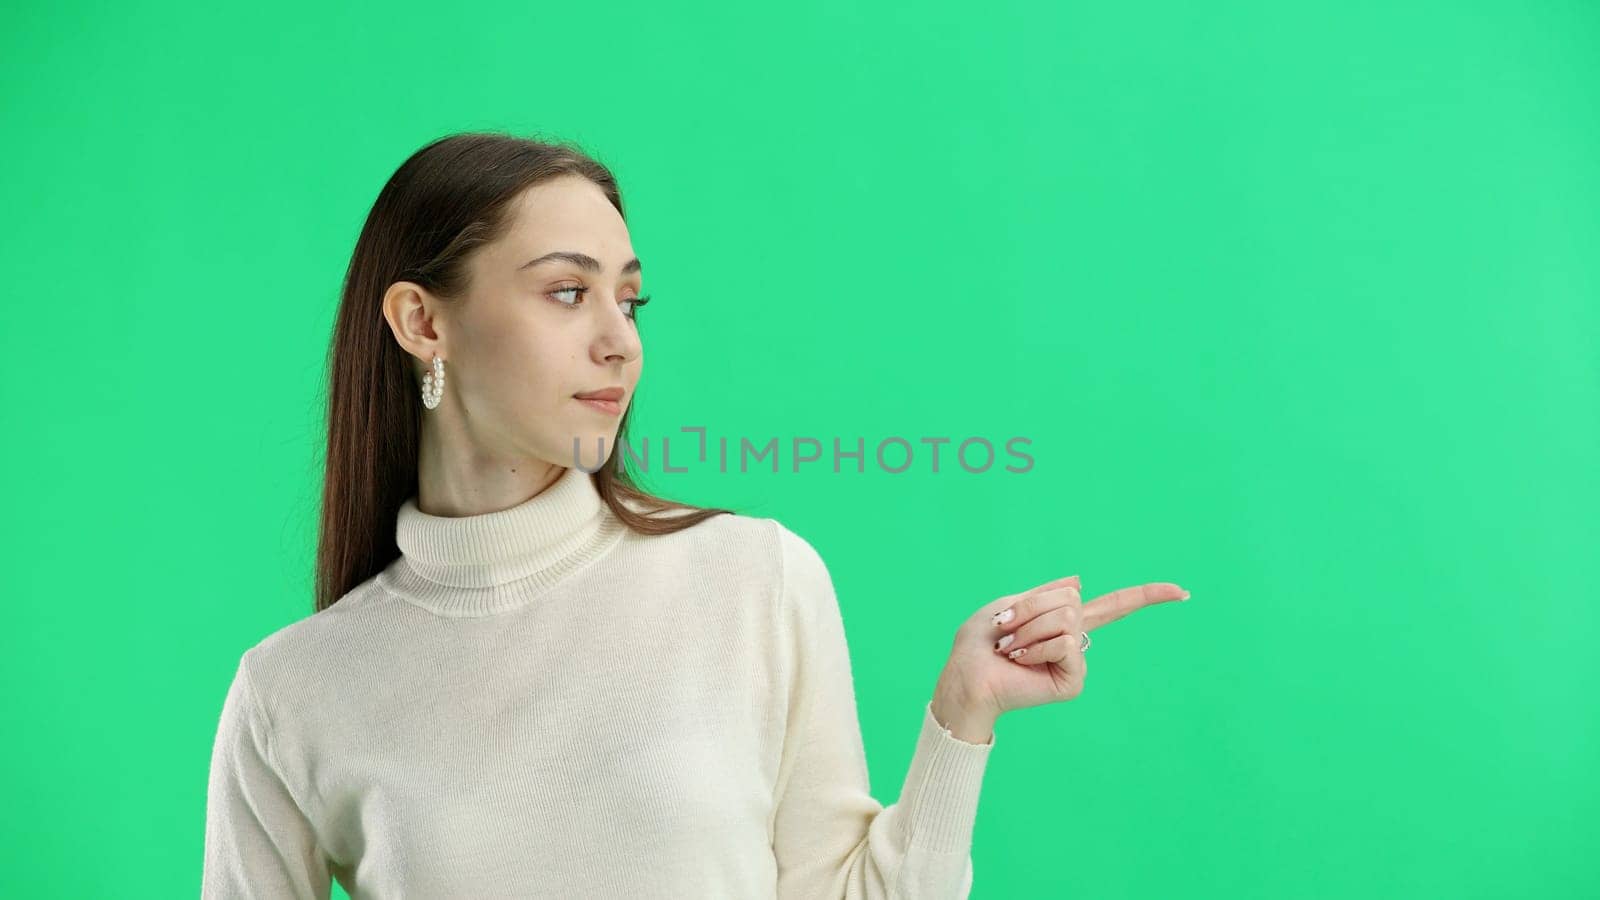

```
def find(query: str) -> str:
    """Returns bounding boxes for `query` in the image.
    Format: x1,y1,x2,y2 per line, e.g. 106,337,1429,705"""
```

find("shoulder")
230,575,391,711
613,508,833,601
769,519,831,586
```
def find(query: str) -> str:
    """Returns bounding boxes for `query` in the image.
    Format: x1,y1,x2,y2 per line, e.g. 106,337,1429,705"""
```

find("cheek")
462,323,572,406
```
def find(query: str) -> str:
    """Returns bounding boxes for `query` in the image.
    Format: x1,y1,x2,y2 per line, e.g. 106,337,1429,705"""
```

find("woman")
201,131,1190,898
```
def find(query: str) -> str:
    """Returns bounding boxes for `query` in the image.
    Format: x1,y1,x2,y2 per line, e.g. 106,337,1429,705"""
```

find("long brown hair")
314,131,733,613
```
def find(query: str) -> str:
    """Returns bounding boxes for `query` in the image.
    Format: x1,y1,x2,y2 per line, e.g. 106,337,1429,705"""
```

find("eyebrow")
518,250,642,276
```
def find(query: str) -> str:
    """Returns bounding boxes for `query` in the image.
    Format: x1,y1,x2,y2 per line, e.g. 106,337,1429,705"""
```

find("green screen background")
3,0,1595,896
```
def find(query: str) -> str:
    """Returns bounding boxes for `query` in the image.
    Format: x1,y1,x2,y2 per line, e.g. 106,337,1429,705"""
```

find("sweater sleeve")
770,522,994,900
202,653,331,900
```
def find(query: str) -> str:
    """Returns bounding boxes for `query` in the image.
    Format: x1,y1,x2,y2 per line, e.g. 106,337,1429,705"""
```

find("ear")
381,280,448,368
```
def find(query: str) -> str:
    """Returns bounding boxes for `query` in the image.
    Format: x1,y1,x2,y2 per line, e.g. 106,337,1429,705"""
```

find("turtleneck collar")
376,466,627,617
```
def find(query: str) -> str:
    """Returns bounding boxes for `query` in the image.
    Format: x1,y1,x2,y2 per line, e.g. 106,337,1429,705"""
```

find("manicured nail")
1179,590,1191,601
994,634,1015,652
992,607,1014,626
1007,647,1026,659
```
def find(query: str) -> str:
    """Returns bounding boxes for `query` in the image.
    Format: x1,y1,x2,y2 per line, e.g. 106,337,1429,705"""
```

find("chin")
564,432,619,469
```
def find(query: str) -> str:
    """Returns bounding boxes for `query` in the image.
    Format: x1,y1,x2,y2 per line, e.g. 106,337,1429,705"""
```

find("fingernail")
992,607,1014,626
994,633,1015,652
1179,590,1191,601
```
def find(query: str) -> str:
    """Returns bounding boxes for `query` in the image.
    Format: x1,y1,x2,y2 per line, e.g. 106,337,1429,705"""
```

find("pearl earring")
421,354,445,409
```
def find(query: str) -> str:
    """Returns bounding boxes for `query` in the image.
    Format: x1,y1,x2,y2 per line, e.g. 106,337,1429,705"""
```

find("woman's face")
394,174,645,470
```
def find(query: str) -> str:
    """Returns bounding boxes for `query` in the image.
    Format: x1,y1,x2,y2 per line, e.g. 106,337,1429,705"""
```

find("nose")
590,293,642,365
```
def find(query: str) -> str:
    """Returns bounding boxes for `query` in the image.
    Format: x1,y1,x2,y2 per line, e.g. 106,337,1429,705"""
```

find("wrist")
930,683,997,745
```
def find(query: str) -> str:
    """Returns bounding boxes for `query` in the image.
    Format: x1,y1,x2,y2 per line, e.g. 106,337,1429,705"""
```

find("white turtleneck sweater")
202,465,995,898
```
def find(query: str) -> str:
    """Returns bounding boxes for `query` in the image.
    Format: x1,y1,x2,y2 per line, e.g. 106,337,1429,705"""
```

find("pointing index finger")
1082,582,1189,631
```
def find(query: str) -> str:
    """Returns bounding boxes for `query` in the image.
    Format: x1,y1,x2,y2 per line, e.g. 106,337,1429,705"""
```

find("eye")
548,285,651,321
621,294,652,321
548,285,587,308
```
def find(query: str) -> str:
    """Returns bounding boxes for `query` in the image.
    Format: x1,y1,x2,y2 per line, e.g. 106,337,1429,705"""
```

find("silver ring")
1079,632,1091,652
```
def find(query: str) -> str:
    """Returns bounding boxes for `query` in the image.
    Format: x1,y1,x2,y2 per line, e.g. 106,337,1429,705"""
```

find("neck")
414,419,568,519
378,465,627,616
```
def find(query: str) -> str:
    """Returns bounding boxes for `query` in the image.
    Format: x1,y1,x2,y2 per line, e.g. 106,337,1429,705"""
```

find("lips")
574,386,625,402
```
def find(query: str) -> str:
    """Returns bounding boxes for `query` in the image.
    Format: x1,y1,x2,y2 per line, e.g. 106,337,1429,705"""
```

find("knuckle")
1024,630,1062,659
1044,585,1079,604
